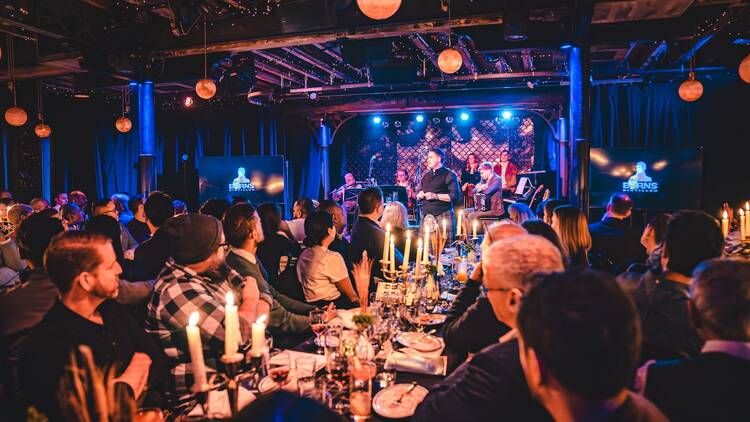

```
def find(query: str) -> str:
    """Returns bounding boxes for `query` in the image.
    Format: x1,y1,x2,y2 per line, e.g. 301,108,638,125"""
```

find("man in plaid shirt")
145,214,267,409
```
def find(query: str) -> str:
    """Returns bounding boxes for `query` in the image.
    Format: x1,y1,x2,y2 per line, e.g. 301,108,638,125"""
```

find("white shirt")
286,218,306,243
499,162,509,187
296,245,349,302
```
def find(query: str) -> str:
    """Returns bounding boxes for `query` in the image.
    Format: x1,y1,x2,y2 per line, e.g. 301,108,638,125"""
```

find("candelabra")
379,259,407,282
220,354,244,417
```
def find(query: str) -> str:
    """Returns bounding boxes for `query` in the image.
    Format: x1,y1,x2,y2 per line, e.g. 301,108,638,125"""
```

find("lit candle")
415,238,423,278
472,219,478,239
250,314,267,357
442,218,447,239
456,210,463,237
745,202,750,240
402,231,411,269
389,238,396,272
224,292,239,358
721,210,729,239
383,223,391,263
423,225,430,263
740,208,746,240
186,312,209,391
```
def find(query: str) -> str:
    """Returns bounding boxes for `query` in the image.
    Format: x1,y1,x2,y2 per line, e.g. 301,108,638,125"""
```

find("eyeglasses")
218,242,231,252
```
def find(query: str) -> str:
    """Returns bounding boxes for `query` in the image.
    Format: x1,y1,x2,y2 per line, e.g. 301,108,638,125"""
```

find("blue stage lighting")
561,43,573,50
459,112,469,121
501,110,513,120
415,114,424,123
372,116,382,125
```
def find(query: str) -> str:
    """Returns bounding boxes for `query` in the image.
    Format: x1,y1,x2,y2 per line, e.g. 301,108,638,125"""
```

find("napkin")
187,386,256,418
269,350,326,373
400,338,445,359
384,350,447,376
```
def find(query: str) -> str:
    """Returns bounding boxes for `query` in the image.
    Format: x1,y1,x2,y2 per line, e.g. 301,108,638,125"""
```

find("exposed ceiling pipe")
254,51,329,85
455,36,478,74
283,47,351,82
410,34,439,73
255,60,304,85
313,43,364,78
640,41,667,69
255,71,281,86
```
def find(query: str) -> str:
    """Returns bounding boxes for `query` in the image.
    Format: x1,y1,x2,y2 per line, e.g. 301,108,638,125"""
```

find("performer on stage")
332,172,362,202
395,168,416,210
461,153,481,208
417,147,460,241
493,149,518,191
463,162,505,235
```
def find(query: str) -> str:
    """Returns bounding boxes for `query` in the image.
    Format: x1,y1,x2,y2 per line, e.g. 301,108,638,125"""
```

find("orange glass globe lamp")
195,79,217,100
115,116,132,133
356,0,401,20
739,54,750,84
678,72,703,102
438,48,463,74
5,106,28,127
34,123,52,138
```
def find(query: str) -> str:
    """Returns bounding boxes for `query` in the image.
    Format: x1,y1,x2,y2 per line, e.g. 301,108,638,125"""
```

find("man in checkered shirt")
145,213,267,410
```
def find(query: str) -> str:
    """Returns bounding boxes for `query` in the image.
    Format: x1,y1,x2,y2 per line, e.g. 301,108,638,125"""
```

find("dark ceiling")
1,0,749,108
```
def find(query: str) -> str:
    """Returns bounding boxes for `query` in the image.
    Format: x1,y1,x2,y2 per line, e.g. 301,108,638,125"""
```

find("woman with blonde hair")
379,202,416,261
551,205,592,268
508,203,536,225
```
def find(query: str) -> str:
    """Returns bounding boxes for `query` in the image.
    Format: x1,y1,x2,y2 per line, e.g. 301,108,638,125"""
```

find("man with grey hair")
640,258,750,421
414,234,564,422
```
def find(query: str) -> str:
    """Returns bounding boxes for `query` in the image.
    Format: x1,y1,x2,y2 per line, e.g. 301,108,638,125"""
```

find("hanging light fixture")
739,54,750,83
356,0,401,20
4,38,27,127
115,87,132,133
34,81,52,138
195,16,217,100
437,1,462,74
678,37,703,102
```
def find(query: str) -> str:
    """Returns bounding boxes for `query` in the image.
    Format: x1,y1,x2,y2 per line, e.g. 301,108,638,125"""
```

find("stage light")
501,110,513,120
415,114,424,123
372,116,382,125
432,117,440,124
561,43,573,50
308,92,318,100
183,96,194,108
394,120,402,128
459,112,469,121
445,116,454,123
382,121,389,128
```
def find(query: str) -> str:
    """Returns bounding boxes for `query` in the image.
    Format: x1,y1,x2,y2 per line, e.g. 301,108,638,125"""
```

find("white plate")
395,332,443,352
417,313,447,326
372,383,429,419
257,371,297,394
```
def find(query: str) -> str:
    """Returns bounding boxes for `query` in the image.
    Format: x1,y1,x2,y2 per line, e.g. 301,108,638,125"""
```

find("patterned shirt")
145,260,251,408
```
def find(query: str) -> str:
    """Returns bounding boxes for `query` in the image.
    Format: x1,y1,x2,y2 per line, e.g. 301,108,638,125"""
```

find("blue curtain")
93,125,140,197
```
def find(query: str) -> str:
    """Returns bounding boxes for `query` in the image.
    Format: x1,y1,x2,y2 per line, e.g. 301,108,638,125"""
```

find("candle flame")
745,202,749,211
417,238,423,247
386,222,391,232
256,314,267,325
406,230,412,238
189,311,199,327
226,291,234,307
723,210,728,219
472,219,478,227
741,208,746,216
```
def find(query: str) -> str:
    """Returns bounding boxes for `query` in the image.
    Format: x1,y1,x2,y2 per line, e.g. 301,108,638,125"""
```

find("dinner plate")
372,383,429,419
395,332,443,352
257,372,297,394
418,313,447,326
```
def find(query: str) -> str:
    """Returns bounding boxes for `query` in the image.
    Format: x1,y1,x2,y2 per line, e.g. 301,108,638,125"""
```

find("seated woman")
461,153,481,208
296,211,359,309
380,202,417,260
507,203,536,225
551,205,592,269
257,203,304,301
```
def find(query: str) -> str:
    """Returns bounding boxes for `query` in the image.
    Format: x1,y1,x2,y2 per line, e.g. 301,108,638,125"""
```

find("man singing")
417,148,460,241
462,162,504,235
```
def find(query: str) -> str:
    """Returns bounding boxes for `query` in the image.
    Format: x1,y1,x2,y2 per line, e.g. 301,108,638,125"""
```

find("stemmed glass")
310,309,326,354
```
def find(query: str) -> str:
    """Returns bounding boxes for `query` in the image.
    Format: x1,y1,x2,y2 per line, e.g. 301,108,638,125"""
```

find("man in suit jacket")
464,162,504,235
348,188,402,290
589,193,646,273
640,258,750,422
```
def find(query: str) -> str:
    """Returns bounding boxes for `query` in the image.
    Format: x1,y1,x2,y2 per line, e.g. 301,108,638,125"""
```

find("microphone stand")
368,155,377,186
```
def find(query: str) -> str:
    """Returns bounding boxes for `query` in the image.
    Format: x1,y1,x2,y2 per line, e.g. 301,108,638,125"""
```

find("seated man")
21,232,168,421
588,193,645,273
223,203,315,341
640,258,750,421
283,198,314,243
462,162,504,235
132,191,174,281
618,210,725,363
413,234,564,421
146,213,262,409
518,269,667,422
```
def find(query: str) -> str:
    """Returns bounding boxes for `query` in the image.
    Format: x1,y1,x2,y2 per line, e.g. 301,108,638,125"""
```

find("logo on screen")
622,161,659,193
229,167,256,192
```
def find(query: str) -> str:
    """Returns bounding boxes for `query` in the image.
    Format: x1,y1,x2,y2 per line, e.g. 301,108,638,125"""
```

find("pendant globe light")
437,1,462,74
4,38,27,127
356,0,401,20
678,38,703,102
195,17,217,100
34,82,52,138
739,54,750,84
115,88,132,133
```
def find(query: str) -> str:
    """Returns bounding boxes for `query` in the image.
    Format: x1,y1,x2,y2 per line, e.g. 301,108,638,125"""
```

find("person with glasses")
414,234,564,422
145,213,264,410
92,198,138,255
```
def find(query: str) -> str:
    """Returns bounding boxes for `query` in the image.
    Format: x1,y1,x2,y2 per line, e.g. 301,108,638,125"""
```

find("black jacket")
131,228,170,281
645,351,750,422
418,167,461,216
589,216,646,273
348,216,402,288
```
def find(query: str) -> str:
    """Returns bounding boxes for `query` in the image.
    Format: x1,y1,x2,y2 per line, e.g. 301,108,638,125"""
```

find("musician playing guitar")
463,161,505,235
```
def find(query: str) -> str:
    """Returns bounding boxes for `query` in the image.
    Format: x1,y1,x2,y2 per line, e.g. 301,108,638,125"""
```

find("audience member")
619,210,725,363
349,187,402,287
68,190,89,214
92,199,138,253
52,192,68,211
60,202,85,230
0,191,12,200
508,203,536,225
146,214,261,407
297,211,358,308
7,203,33,229
517,269,666,422
173,199,188,215
379,201,416,261
640,258,750,421
284,198,315,243
132,191,174,281
111,193,133,225
552,205,591,268
414,234,564,421
1,204,32,275
223,204,316,343
318,199,353,272
588,193,646,273
199,197,231,220
127,194,151,243
233,390,342,422
442,223,526,366
538,198,565,225
256,203,301,282
521,219,566,261
21,231,168,421
628,213,671,274
29,197,50,213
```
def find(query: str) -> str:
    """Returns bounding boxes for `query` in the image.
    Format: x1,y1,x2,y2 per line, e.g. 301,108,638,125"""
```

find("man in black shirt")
417,147,460,242
589,193,646,273
21,231,168,421
131,191,174,280
126,195,151,244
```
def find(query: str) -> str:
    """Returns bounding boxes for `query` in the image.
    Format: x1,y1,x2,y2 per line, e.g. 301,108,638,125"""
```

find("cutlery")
391,381,418,406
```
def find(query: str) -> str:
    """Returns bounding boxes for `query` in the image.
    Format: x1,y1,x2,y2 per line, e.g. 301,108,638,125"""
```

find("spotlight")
561,43,573,50
432,117,441,124
183,96,194,108
526,81,535,89
445,116,454,123
459,112,469,121
73,89,91,99
416,114,424,123
501,110,513,120
494,116,502,124
372,116,382,125
394,120,402,128
382,121,389,128
308,92,318,100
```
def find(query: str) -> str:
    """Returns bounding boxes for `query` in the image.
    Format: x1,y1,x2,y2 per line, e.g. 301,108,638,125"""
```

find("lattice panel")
339,114,535,186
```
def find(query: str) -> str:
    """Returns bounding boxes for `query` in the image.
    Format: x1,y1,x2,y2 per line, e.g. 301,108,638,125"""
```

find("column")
319,122,332,198
556,117,568,199
134,81,157,196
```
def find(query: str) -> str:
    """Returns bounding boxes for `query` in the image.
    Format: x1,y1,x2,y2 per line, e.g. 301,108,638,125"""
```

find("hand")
425,192,438,200
114,352,151,398
323,303,336,322
353,251,373,307
241,276,261,306
417,191,426,200
461,183,468,191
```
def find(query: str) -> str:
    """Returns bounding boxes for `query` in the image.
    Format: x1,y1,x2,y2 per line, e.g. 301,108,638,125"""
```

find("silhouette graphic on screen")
629,162,652,183
233,167,250,184
623,161,658,193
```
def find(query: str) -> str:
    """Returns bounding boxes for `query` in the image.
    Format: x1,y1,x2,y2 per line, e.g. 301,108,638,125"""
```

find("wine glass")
310,309,326,354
